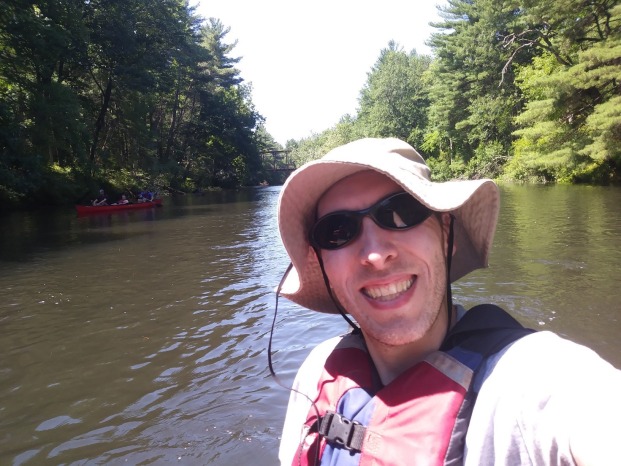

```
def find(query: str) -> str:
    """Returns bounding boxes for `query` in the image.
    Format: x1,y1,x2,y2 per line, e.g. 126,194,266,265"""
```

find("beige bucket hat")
277,137,500,314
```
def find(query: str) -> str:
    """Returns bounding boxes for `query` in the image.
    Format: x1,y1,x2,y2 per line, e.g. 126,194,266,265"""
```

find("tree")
180,19,263,189
0,0,90,167
0,1,272,207
357,41,432,147
84,0,201,169
426,0,531,175
508,1,621,182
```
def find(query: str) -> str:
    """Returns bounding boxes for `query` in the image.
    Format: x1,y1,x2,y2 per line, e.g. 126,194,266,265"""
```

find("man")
91,188,108,206
275,138,620,465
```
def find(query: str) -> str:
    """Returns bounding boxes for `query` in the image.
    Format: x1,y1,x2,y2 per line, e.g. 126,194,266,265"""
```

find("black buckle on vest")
318,411,365,452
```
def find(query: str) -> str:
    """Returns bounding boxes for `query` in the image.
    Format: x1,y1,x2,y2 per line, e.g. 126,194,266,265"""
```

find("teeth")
364,278,413,301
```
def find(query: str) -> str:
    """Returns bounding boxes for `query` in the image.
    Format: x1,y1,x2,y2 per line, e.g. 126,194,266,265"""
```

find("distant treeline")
286,0,621,185
0,0,279,208
2,1,620,209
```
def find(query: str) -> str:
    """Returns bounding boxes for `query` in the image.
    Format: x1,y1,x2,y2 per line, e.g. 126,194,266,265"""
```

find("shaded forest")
2,1,620,209
0,0,278,208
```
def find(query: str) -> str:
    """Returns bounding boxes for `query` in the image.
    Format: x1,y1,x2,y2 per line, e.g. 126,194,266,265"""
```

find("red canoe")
75,198,163,215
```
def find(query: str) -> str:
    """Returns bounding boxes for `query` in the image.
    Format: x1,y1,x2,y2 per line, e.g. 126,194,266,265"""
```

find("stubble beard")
328,220,451,347
337,267,448,348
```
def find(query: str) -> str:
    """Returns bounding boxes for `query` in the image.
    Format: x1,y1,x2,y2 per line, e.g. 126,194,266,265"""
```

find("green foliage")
287,114,367,168
357,41,432,146
424,0,529,166
509,2,621,182
467,141,511,179
426,155,467,182
582,95,621,163
0,0,269,208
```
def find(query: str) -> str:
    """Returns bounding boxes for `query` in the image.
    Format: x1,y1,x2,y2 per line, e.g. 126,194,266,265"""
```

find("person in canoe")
273,138,621,466
137,190,154,203
91,189,108,206
113,194,129,205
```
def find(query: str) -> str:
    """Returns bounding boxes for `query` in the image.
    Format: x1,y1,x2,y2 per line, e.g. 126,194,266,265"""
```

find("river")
0,184,620,465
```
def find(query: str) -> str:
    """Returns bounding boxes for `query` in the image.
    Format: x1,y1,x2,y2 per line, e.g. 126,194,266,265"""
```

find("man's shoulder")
480,330,619,391
468,331,621,465
302,333,355,365
493,330,608,365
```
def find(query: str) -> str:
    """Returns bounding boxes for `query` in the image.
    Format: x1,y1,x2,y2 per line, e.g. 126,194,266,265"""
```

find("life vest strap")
318,410,366,452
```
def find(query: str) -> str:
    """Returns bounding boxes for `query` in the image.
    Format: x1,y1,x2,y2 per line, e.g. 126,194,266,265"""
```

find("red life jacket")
292,305,533,466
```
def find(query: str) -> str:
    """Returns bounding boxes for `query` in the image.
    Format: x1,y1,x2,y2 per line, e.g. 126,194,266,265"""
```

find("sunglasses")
310,192,432,250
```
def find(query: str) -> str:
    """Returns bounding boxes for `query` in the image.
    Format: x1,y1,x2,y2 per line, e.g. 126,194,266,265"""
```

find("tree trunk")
90,75,113,165
163,70,182,163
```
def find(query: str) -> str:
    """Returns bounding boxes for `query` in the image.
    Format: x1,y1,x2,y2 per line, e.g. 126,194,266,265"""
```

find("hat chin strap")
313,247,360,331
446,214,455,332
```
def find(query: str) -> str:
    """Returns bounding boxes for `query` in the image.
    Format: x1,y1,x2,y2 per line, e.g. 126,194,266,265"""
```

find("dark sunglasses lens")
312,213,360,249
311,193,432,250
374,193,431,228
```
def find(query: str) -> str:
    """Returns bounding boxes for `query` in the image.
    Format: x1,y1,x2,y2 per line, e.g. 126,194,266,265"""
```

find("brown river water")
0,184,620,465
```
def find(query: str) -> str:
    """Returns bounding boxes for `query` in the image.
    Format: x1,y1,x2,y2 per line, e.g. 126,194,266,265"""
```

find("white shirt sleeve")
466,331,621,466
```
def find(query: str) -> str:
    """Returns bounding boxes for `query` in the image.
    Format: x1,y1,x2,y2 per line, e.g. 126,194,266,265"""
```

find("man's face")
316,170,450,347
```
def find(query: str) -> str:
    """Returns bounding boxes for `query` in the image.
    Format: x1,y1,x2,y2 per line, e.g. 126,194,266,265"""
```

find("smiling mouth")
363,277,414,301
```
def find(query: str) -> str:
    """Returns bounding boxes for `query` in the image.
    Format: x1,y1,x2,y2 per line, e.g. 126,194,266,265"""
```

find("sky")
194,1,445,145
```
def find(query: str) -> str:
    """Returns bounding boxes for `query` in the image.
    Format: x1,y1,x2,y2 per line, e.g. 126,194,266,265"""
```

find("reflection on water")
0,185,620,465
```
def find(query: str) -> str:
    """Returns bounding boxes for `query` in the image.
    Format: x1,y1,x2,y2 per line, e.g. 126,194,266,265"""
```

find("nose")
358,217,398,269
